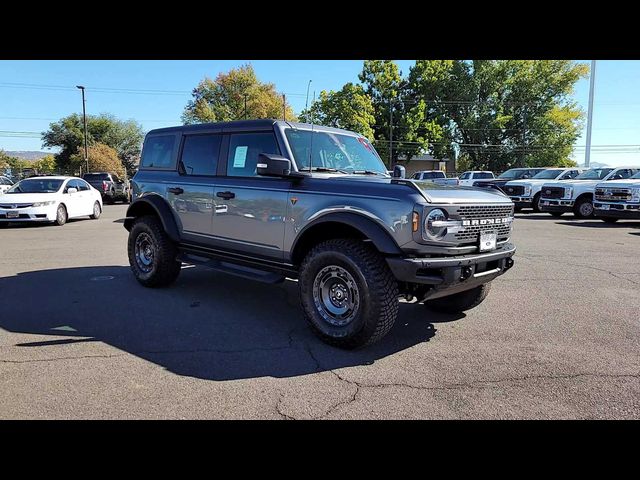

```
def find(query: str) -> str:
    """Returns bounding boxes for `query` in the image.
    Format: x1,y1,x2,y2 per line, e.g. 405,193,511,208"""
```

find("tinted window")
227,133,280,177
77,180,90,191
181,134,222,176
83,173,110,181
459,172,471,180
7,178,63,193
422,171,445,179
474,172,493,179
141,135,176,169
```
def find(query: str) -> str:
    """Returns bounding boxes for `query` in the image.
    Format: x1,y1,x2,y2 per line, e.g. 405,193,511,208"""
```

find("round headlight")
425,208,448,240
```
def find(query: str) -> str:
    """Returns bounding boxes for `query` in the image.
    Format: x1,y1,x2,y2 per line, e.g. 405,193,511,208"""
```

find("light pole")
76,85,89,174
584,60,597,168
305,80,312,112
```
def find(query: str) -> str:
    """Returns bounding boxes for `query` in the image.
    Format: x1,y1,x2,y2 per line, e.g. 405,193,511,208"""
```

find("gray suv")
124,120,516,348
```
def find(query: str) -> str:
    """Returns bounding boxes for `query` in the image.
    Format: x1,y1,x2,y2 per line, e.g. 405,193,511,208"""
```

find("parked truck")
593,171,640,222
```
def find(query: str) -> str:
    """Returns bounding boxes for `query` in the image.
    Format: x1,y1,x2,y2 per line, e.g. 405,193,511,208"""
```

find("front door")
212,132,289,260
166,133,222,243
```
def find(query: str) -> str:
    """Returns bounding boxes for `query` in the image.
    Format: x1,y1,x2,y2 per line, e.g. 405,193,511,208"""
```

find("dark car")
473,167,548,192
82,172,130,204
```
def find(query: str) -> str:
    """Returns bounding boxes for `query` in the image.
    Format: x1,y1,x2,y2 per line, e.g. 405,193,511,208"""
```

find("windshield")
83,173,110,181
497,169,526,179
532,169,565,179
574,168,613,180
6,178,64,193
285,129,388,175
630,171,640,179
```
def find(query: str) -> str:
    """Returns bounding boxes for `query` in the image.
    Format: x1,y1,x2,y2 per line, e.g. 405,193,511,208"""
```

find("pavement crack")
275,394,297,420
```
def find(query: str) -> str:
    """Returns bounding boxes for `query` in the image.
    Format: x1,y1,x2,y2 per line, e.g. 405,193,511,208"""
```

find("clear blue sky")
1,60,638,167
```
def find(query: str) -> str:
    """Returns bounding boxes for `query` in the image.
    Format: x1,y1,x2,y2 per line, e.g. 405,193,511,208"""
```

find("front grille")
504,185,525,196
0,214,31,219
541,187,565,199
595,187,632,202
454,223,511,241
0,203,33,209
456,204,514,219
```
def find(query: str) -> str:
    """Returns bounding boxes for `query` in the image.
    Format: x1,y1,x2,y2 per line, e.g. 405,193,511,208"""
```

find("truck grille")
541,187,565,199
595,187,632,202
503,185,524,196
453,204,513,243
455,204,514,219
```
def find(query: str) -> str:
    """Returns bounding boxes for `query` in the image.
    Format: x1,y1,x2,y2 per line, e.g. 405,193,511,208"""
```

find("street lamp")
76,85,89,174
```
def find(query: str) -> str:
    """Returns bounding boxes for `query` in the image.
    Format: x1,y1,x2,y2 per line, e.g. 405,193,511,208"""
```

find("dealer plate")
479,231,497,252
599,204,610,211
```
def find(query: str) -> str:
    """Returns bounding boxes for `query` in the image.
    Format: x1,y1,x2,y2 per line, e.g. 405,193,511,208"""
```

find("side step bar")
177,252,286,284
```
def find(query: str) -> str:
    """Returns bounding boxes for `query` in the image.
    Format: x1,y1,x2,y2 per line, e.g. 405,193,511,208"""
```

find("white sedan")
0,176,103,226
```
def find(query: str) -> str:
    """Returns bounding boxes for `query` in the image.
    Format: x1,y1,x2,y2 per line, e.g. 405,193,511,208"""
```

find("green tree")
182,64,296,124
33,154,57,173
42,113,144,175
299,83,375,139
69,143,125,178
409,60,587,172
0,150,30,173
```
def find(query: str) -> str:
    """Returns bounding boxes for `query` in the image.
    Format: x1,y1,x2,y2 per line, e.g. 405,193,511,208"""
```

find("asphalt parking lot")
0,205,639,419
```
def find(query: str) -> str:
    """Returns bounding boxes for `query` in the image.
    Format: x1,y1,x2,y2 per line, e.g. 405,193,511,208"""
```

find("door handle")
216,191,235,200
168,187,184,195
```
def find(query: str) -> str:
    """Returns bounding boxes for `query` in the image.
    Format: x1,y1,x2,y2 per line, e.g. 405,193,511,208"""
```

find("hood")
506,179,565,186
596,179,640,189
0,192,59,204
543,180,601,189
410,180,510,204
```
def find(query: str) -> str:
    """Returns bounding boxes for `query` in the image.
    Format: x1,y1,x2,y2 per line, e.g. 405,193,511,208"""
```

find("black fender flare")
291,211,403,259
123,195,180,242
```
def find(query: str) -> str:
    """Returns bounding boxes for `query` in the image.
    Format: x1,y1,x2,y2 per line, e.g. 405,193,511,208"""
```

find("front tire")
299,239,399,349
127,215,181,287
574,197,594,218
425,283,491,314
55,204,67,226
90,201,101,219
532,192,541,213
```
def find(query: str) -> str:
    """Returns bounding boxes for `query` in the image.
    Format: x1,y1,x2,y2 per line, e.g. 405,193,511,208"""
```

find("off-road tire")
425,283,491,314
90,201,101,219
532,192,541,213
299,238,399,349
55,204,67,226
127,215,181,288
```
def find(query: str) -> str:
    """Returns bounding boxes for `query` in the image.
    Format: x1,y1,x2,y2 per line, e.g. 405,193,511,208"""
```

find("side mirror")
257,153,304,178
393,165,406,178
67,187,78,194
522,174,531,179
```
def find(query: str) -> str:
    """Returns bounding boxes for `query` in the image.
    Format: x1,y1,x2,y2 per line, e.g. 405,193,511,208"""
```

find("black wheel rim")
312,265,360,326
135,232,155,273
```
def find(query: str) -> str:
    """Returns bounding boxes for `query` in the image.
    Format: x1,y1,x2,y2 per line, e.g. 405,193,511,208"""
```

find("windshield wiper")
351,170,388,176
309,167,352,174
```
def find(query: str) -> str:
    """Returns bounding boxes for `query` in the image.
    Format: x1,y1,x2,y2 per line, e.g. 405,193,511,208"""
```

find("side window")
141,135,177,169
65,179,79,192
615,169,632,179
459,172,471,180
226,132,280,177
77,180,90,191
180,134,222,176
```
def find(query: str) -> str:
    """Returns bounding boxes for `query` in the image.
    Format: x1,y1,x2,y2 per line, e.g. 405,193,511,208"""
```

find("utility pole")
305,80,312,112
521,104,527,167
76,85,89,174
389,99,393,167
244,94,248,119
282,94,286,121
585,60,597,168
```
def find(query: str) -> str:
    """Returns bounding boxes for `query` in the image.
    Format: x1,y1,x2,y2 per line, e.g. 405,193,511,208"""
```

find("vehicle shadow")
515,214,569,221
0,266,454,381
556,220,640,228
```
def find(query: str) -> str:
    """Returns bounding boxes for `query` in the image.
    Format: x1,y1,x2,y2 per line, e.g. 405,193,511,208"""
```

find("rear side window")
424,171,445,179
226,133,280,177
77,180,90,191
180,134,222,176
459,172,471,180
474,172,493,179
141,135,177,169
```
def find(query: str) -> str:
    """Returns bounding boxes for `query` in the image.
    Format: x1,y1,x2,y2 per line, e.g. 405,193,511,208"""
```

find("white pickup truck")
503,167,584,212
457,171,495,187
411,170,459,186
593,171,640,223
539,167,640,218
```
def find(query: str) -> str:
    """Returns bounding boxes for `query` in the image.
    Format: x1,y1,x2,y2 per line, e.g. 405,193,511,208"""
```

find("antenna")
308,90,315,174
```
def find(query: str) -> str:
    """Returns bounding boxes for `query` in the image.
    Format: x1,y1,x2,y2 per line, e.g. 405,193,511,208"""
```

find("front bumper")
0,205,57,222
510,196,532,207
539,199,574,213
386,242,516,298
594,202,640,219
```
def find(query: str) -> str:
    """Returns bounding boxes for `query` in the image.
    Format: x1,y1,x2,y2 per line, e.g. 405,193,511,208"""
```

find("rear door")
167,133,222,243
212,131,289,260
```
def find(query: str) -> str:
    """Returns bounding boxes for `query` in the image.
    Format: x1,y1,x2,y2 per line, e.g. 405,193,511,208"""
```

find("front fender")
123,194,180,242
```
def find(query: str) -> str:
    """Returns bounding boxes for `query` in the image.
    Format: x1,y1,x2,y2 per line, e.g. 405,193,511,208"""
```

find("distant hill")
4,151,51,162
578,161,609,168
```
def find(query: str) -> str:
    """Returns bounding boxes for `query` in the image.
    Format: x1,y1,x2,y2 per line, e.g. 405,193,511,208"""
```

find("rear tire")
425,283,491,314
299,238,399,349
127,215,181,288
90,201,101,219
55,204,67,226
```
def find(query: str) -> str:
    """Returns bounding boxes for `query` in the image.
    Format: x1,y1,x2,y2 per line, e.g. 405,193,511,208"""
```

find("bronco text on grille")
451,204,514,243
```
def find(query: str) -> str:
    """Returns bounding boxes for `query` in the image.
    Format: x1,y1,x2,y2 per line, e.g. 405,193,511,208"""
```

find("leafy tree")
33,154,57,174
298,83,375,139
42,113,144,175
408,60,587,171
0,150,30,173
182,64,296,124
70,143,125,178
